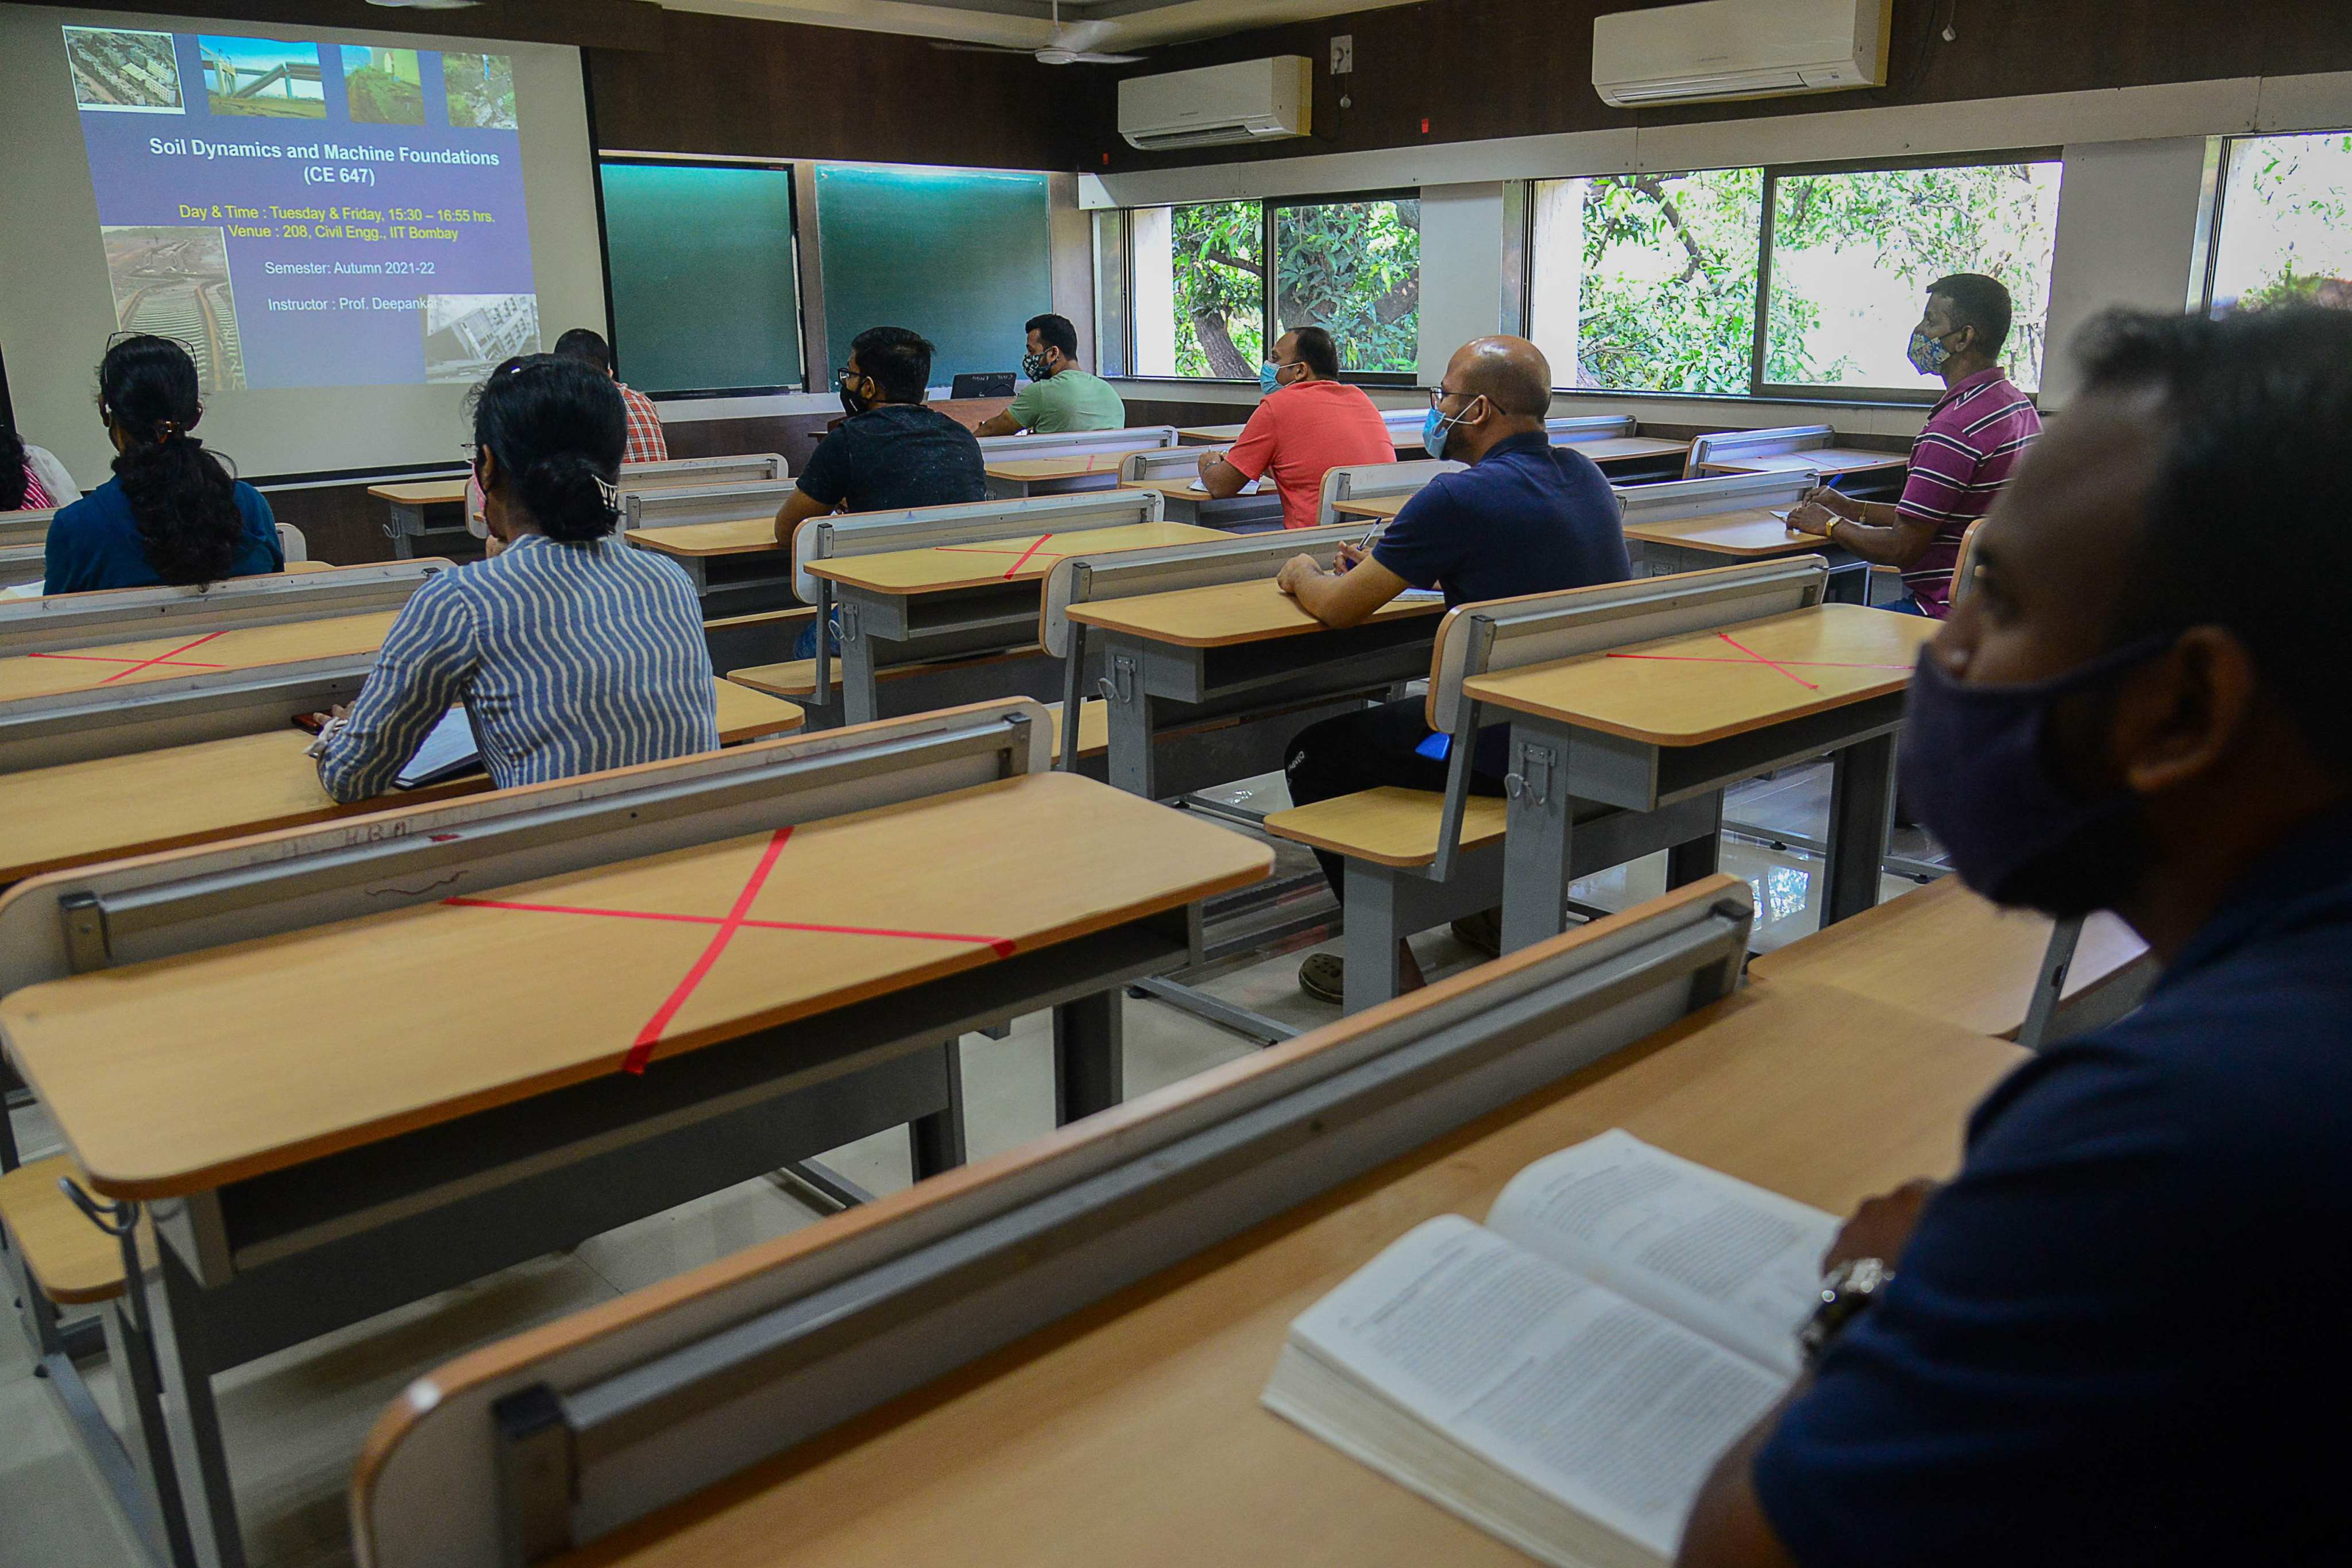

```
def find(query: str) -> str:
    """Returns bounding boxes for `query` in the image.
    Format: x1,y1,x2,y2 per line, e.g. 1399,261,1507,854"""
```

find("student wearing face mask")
773,326,987,547
1197,326,1396,530
1272,336,1628,1002
972,314,1125,437
1786,273,2041,617
1678,306,2352,1568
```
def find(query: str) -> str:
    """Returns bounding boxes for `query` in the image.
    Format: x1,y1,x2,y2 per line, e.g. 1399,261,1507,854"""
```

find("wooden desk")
1749,875,2153,1041
507,979,2020,1568
1567,435,1692,469
1331,493,1411,523
1116,478,1285,532
1621,505,1815,560
1700,447,1907,479
368,476,474,559
1467,603,1936,941
0,608,401,702
1064,577,1446,799
983,454,1135,500
1177,423,1249,445
0,679,804,887
627,517,781,561
806,522,1225,727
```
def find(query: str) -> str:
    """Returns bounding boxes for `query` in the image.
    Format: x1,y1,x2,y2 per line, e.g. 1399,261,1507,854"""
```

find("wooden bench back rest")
790,488,1164,603
975,426,1177,462
1683,422,1835,478
1424,555,1832,737
1547,413,1638,441
1314,458,1465,528
620,481,798,534
1121,445,1228,483
1949,517,1988,605
1613,469,1815,528
0,698,1053,997
1037,522,1364,659
0,508,59,550
0,542,45,587
0,560,446,657
348,875,1756,1568
619,454,787,492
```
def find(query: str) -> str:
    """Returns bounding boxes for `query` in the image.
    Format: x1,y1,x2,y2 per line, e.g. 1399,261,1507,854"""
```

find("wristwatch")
1799,1257,1893,1365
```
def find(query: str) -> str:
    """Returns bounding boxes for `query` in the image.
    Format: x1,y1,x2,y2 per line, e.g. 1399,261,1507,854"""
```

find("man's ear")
477,446,500,493
2116,626,2261,796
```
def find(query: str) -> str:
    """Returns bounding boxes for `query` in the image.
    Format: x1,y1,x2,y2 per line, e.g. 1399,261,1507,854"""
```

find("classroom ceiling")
656,0,1428,54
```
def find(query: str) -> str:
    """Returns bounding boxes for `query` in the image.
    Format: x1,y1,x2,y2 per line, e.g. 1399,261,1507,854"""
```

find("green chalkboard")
600,160,805,396
814,164,1051,387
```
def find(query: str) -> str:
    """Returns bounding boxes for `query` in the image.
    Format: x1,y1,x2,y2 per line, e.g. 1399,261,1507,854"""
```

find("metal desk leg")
837,606,881,728
1341,864,1405,1014
2017,916,2084,1052
1666,791,1725,888
144,1245,246,1568
906,1041,967,1179
1498,730,1576,953
1053,991,1123,1123
1822,732,1898,926
384,503,420,559
1099,645,1157,800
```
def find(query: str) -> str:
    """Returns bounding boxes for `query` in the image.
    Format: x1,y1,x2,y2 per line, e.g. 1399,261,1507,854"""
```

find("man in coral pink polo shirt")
1196,326,1397,529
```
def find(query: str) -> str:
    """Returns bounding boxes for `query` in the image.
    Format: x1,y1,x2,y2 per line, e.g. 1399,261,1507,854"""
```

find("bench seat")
0,1156,125,1306
1045,699,1109,764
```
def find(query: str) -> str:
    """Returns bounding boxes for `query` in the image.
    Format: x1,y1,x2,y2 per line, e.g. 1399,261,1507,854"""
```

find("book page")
1284,1215,1787,1561
395,706,481,789
1485,1131,1837,1376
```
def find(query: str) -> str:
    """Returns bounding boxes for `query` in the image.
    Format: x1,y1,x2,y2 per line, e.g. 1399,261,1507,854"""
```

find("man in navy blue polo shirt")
1677,306,2352,1567
1274,335,1629,1001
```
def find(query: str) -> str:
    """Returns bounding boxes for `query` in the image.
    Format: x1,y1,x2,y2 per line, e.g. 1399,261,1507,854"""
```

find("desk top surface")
368,479,469,505
1064,576,1445,648
0,679,802,888
1463,602,1936,745
1331,494,1413,521
1748,875,2151,1040
1620,505,1818,557
985,453,1148,482
1699,446,1907,478
809,522,1225,595
2,770,1269,1198
626,517,783,559
1116,478,1273,508
1569,435,1692,464
535,977,2019,1568
0,608,401,702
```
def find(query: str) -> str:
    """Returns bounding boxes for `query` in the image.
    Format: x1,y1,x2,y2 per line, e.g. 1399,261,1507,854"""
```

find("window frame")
1523,147,2061,405
2196,128,2352,318
1106,185,1427,387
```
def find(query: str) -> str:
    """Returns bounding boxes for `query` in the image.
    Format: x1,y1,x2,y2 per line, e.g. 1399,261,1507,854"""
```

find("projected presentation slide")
63,25,540,392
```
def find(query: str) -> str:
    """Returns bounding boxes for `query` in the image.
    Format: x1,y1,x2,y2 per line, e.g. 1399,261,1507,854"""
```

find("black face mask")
840,376,871,417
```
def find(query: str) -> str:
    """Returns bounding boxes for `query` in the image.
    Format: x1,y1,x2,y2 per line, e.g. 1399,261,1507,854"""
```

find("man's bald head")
1448,337,1555,420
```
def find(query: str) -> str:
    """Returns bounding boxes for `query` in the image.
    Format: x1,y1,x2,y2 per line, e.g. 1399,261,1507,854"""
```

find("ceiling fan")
931,1,1145,65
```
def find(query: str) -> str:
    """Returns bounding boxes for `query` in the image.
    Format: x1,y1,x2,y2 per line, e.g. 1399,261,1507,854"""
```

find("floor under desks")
1,761,1939,1568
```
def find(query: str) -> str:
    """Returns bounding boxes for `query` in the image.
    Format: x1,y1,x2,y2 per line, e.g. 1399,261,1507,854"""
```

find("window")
1529,169,1764,396
1272,195,1421,376
2209,132,2352,314
1527,155,2062,399
1762,159,2062,394
1131,200,1264,379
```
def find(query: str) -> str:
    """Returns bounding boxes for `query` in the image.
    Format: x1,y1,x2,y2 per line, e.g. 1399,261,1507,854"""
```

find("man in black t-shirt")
773,326,987,546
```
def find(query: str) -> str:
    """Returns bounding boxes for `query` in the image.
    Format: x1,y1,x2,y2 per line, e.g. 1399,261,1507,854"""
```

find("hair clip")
595,475,622,512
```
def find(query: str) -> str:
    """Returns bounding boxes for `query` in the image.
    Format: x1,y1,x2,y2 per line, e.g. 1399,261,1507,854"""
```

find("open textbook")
1261,1130,1837,1567
395,708,482,789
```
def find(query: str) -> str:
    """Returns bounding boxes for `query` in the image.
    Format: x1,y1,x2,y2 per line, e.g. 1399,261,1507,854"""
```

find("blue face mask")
1258,361,1285,395
1907,327,1956,377
1896,635,2172,914
1423,395,1484,462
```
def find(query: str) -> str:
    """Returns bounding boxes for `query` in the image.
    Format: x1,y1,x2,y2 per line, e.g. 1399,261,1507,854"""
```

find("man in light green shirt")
974,312,1126,436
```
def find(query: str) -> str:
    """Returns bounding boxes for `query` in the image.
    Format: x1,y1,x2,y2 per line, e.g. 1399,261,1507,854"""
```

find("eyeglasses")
1426,387,1459,410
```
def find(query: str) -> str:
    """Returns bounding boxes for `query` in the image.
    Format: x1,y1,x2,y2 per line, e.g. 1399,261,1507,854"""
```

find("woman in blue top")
312,354,719,802
43,335,283,594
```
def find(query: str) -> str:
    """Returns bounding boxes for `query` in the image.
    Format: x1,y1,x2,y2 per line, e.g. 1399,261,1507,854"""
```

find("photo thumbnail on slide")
65,28,542,391
102,225,247,392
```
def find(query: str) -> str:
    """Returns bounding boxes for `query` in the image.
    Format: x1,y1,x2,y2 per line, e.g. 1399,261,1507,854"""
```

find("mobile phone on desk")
290,712,330,736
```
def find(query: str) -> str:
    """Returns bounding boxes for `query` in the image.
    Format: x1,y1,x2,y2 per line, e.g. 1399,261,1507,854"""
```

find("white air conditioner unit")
1118,56,1311,152
1593,0,1890,108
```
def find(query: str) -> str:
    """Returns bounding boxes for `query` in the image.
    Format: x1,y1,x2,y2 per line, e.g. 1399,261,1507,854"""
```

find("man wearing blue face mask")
1273,336,1629,1001
1786,274,2041,617
1677,306,2352,1568
1199,326,1396,530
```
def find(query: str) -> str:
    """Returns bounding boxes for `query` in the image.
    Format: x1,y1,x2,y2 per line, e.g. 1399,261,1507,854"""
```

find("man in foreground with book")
1678,307,2352,1565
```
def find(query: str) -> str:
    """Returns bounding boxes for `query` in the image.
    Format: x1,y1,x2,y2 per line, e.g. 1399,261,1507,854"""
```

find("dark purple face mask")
1897,635,2175,916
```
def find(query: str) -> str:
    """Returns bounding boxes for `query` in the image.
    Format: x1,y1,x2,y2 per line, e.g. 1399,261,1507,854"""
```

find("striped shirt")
317,532,717,802
618,383,669,465
1897,368,2041,617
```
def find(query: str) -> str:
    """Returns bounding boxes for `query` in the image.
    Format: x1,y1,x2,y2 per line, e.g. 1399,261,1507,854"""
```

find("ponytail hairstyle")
469,354,626,544
97,335,244,584
0,420,26,513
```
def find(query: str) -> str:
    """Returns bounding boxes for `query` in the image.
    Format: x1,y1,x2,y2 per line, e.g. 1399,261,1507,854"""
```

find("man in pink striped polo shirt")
1789,274,2042,617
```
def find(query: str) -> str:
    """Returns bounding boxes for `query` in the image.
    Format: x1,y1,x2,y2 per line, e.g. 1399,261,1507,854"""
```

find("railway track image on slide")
101,225,248,392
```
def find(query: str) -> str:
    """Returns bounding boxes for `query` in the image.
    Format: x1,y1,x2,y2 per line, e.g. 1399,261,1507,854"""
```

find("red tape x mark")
1604,632,1914,693
28,630,231,685
443,825,1017,1076
935,534,1061,580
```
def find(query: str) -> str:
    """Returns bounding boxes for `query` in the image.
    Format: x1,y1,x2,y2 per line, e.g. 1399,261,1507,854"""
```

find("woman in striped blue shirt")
315,355,718,801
